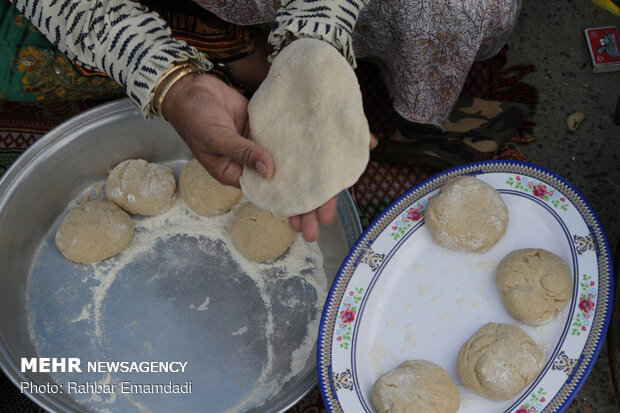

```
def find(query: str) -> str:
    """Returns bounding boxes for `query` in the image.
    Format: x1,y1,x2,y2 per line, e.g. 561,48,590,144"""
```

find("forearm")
269,0,372,68
10,0,211,117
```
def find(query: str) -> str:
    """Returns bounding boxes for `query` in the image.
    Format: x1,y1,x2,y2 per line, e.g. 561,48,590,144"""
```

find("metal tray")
0,98,362,413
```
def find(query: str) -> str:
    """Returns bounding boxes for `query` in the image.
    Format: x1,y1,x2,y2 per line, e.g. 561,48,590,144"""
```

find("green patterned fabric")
0,1,124,102
0,0,256,103
0,1,50,100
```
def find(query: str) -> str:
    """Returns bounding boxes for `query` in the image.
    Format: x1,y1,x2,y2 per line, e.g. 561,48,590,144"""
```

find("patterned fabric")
9,0,212,118
191,0,522,127
268,0,372,67
8,0,369,117
372,96,534,170
353,0,522,128
0,100,102,176
194,0,369,67
0,1,259,102
8,0,520,129
143,0,256,62
0,2,124,101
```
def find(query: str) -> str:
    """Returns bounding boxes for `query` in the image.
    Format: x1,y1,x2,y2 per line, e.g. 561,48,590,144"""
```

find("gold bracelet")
151,62,193,97
151,62,202,120
151,62,194,114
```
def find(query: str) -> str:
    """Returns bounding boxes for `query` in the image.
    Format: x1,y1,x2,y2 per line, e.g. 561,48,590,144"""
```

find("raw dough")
496,248,573,325
179,158,243,216
228,202,295,262
370,360,460,413
240,38,370,217
425,175,508,251
55,200,134,264
105,159,176,216
456,322,544,401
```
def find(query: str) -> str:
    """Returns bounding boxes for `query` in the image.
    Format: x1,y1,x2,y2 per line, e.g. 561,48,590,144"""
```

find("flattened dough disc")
240,38,370,217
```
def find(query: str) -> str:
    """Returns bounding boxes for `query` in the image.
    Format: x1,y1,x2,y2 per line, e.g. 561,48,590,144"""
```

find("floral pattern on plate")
516,387,547,413
318,161,612,413
390,200,427,241
506,175,569,211
571,273,597,336
335,288,364,350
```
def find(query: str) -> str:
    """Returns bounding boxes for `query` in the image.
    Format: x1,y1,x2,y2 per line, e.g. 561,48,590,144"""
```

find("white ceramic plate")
318,160,613,412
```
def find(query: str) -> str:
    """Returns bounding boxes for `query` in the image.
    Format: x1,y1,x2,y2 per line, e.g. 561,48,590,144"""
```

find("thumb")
219,133,274,180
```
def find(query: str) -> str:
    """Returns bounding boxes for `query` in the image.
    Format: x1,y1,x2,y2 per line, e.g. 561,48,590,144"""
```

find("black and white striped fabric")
10,0,367,118
11,0,211,118
269,0,370,68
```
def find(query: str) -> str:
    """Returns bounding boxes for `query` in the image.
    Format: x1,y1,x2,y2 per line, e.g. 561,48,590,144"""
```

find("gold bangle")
151,62,193,97
151,62,202,120
150,63,192,114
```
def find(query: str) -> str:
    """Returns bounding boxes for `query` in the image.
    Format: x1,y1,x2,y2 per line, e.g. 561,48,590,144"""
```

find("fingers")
289,215,302,233
288,196,338,242
289,213,319,242
167,74,274,184
317,196,338,226
214,132,274,180
192,129,274,188
301,213,320,242
195,152,243,187
217,130,370,185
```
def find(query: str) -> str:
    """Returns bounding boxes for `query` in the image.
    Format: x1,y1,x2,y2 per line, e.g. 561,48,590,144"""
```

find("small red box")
584,26,620,73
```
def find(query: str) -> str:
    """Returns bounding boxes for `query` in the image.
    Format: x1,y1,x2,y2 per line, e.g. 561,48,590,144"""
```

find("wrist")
160,71,205,121
151,62,202,120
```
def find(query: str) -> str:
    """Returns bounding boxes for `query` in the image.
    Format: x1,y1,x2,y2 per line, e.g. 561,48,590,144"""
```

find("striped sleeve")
10,0,213,118
268,0,371,68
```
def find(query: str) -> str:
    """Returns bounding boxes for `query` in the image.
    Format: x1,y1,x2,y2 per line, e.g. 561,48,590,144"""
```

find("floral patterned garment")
9,0,519,126
197,0,521,128
0,2,124,102
353,0,522,128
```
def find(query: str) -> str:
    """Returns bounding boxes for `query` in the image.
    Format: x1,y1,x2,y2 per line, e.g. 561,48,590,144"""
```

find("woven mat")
0,49,537,412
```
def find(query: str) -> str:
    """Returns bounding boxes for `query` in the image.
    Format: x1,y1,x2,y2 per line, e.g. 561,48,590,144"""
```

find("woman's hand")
162,72,273,187
162,70,376,243
289,134,378,242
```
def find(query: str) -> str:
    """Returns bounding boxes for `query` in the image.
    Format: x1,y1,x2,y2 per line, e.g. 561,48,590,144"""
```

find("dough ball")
496,248,573,325
425,176,508,251
370,360,460,413
456,323,544,401
228,202,295,262
240,38,370,217
105,159,176,216
179,158,243,216
55,200,134,264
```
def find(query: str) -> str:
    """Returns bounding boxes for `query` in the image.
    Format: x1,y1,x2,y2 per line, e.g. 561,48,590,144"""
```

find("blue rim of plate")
317,160,614,413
